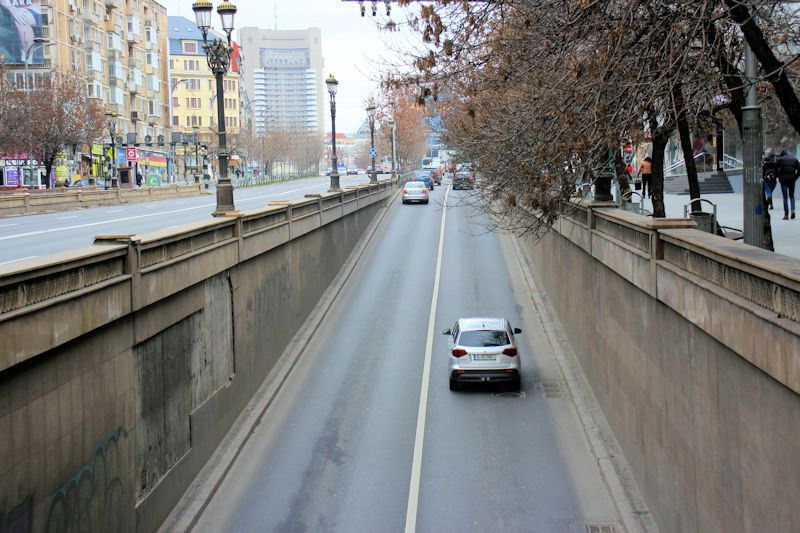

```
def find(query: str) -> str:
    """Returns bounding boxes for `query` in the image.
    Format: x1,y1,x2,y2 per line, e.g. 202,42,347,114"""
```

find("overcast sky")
160,0,420,134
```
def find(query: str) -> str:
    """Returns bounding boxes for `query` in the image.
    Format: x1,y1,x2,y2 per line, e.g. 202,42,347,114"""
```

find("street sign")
126,147,138,161
369,148,378,158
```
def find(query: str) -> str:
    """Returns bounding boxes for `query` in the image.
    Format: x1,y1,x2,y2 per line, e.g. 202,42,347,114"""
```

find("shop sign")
5,168,20,187
146,154,167,168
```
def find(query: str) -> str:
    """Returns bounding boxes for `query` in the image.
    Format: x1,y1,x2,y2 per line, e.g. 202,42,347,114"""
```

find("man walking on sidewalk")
776,149,800,220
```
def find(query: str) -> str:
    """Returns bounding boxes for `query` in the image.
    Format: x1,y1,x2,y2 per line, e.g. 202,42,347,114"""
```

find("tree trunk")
613,148,632,204
649,116,669,218
725,0,800,137
44,158,54,189
672,82,702,212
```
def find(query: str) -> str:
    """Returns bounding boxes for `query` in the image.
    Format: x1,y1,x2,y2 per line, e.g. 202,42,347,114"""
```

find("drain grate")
586,525,616,533
540,380,567,399
492,391,526,399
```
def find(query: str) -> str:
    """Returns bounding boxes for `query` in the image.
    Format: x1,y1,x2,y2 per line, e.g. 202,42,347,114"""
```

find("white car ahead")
442,317,522,391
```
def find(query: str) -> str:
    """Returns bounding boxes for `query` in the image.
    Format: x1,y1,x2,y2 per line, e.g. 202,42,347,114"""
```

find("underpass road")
193,183,626,533
0,174,373,265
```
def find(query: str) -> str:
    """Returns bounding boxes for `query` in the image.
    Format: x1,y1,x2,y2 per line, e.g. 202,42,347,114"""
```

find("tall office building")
237,27,324,137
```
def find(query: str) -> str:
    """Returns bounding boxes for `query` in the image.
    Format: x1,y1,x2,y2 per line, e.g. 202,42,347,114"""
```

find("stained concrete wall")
520,203,800,533
0,183,394,533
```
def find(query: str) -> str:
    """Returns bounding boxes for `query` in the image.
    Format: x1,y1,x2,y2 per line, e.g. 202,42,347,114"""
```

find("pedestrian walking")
763,148,778,210
776,149,800,220
135,171,143,188
638,156,653,198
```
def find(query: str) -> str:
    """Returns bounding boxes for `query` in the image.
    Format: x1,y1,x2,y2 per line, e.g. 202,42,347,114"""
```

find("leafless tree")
389,0,799,244
0,70,105,186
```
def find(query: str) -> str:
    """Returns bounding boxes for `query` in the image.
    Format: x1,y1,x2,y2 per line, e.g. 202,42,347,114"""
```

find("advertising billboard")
0,0,44,66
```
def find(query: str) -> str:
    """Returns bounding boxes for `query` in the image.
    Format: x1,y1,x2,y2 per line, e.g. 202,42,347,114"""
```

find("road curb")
505,233,659,533
159,188,400,532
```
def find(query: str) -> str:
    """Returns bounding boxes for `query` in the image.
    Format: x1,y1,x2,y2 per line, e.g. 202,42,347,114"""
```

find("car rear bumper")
451,369,519,383
403,194,428,202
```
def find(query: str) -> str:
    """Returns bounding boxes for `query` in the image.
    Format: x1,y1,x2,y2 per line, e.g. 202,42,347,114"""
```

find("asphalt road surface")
0,174,372,266
192,183,628,532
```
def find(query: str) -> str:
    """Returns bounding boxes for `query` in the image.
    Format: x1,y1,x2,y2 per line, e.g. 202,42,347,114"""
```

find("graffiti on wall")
0,497,32,533
44,427,129,533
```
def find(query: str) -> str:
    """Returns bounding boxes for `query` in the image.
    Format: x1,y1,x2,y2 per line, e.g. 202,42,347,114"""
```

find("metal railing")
665,153,707,176
722,154,743,170
666,152,743,176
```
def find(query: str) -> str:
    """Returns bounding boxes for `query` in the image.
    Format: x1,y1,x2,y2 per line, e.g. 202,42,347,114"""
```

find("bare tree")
0,70,105,187
387,0,797,243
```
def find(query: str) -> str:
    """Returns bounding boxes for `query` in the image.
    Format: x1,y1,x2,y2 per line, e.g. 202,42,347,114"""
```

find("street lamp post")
742,39,765,248
326,74,340,192
182,136,189,183
105,109,118,188
193,125,200,183
193,0,238,215
366,102,377,184
387,116,397,184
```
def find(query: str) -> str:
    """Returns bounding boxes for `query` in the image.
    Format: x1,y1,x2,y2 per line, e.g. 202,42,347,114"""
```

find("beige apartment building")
168,15,243,177
1,0,172,186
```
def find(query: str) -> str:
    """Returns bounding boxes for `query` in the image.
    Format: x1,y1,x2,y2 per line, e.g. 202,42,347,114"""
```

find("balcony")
105,0,120,8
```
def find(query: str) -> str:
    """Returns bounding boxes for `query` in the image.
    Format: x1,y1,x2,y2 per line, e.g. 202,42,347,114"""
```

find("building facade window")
182,41,197,54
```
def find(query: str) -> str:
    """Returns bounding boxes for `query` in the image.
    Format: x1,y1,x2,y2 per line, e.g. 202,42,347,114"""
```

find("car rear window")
407,181,425,187
458,330,509,347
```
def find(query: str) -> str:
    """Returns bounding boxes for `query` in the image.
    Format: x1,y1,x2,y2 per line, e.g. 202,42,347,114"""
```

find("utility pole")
742,40,765,248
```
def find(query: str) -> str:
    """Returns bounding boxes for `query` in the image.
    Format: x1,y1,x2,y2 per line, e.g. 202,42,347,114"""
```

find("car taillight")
502,347,518,356
451,348,467,357
422,188,428,193
403,188,408,193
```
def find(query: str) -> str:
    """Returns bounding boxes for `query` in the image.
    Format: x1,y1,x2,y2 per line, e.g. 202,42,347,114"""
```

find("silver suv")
442,317,522,391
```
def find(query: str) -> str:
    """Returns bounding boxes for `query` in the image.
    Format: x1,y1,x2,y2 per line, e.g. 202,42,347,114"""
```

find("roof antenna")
274,1,277,30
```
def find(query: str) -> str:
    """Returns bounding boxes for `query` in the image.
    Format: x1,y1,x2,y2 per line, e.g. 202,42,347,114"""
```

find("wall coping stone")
660,228,800,287
594,207,698,230
0,244,128,281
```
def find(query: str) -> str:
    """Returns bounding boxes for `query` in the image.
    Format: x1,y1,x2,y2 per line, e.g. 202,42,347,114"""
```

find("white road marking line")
405,186,449,533
0,223,18,228
0,184,328,242
0,255,37,266
57,215,78,219
236,183,322,202
107,209,123,213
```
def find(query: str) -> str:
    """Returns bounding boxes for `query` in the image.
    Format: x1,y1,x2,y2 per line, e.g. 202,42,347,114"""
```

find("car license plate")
472,354,496,361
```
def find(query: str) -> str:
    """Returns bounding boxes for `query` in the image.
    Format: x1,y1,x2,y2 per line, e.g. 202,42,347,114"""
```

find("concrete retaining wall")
519,201,800,532
0,181,394,533
0,184,207,217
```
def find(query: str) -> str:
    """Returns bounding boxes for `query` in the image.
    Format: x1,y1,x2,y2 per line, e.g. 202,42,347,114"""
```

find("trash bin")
689,211,715,234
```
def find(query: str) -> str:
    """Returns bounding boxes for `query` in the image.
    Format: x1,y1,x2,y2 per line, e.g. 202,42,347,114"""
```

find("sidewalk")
652,190,800,259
